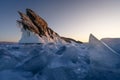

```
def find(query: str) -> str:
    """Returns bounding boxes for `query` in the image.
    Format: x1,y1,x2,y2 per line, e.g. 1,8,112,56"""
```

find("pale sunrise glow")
0,0,120,42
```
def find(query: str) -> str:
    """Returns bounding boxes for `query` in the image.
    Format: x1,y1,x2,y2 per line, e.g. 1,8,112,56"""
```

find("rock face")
18,9,82,44
17,9,62,43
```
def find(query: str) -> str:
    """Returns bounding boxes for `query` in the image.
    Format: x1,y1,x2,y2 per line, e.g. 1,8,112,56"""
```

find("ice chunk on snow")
89,34,120,69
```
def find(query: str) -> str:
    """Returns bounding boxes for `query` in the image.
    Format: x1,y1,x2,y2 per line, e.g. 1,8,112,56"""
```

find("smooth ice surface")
101,38,120,53
88,34,120,80
89,34,120,69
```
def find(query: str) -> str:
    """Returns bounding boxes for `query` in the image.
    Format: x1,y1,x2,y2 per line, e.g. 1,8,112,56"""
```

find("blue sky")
1,0,120,42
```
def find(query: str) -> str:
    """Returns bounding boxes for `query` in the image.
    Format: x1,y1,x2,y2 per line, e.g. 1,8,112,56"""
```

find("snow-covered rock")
18,9,80,44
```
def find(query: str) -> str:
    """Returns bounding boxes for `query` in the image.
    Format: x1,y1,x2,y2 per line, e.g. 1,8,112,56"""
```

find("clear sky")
0,0,120,42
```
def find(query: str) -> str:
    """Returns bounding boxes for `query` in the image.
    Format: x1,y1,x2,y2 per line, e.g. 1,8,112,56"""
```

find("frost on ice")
1,34,120,80
0,43,89,80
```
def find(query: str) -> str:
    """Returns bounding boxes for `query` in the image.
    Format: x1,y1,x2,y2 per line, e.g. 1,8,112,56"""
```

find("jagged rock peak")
17,11,40,34
18,9,59,37
17,9,65,43
17,9,82,44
